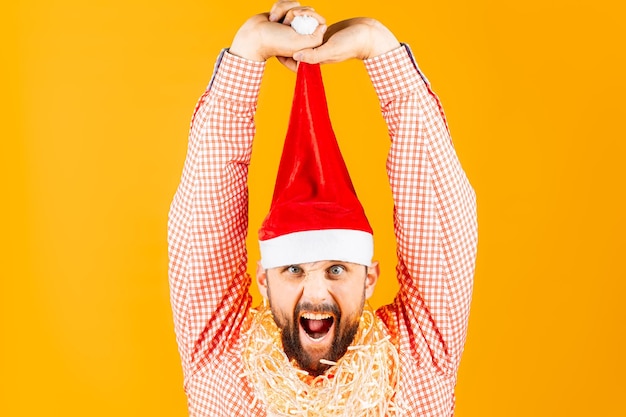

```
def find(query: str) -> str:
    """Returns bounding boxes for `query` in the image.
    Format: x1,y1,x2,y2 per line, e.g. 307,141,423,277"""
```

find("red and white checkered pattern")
168,46,477,416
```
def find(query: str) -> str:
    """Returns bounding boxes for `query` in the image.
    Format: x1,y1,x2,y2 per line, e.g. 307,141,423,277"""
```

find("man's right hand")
229,2,327,63
294,18,401,64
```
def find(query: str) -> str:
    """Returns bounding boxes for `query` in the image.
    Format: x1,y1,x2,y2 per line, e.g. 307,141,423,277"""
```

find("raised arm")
168,5,326,383
167,51,262,381
366,46,477,374
297,20,478,374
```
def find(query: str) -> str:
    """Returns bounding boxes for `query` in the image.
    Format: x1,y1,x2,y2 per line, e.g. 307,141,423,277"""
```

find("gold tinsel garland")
242,304,404,416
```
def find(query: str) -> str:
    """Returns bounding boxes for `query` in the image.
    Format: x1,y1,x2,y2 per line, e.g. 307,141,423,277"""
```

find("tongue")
307,319,326,332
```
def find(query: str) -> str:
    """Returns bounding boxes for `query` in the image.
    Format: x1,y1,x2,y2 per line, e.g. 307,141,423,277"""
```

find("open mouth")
300,313,335,340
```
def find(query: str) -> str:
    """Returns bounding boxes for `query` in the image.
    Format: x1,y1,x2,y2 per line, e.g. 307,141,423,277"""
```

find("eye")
327,264,346,277
285,265,303,275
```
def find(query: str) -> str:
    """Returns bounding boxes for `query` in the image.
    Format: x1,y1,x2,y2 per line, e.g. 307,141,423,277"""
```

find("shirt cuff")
364,44,429,105
207,49,266,104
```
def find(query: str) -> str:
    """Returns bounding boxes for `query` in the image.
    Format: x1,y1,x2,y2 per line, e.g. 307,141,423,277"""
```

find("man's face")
258,260,378,376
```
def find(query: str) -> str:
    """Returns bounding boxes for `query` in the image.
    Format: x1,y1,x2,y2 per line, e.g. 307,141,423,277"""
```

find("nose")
301,269,329,304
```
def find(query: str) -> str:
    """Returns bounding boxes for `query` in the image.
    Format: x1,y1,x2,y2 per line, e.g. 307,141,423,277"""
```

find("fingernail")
269,13,277,21
320,24,327,34
294,52,302,61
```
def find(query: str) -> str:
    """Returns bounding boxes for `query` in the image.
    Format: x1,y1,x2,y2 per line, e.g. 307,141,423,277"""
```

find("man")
168,2,477,416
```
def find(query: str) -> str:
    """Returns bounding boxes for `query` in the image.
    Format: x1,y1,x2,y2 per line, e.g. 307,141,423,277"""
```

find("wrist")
229,14,269,62
229,45,265,62
230,37,266,62
367,22,400,59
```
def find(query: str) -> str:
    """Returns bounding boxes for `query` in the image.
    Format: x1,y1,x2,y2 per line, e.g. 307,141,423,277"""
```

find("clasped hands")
229,1,401,72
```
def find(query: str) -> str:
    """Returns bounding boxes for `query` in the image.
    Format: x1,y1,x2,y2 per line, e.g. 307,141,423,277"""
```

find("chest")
186,336,452,416
187,348,265,416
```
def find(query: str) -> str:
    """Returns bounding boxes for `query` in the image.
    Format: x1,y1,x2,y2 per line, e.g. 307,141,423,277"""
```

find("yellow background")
2,0,625,415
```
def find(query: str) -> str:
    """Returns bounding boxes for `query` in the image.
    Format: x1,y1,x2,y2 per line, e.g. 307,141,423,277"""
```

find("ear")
256,261,269,299
364,261,379,300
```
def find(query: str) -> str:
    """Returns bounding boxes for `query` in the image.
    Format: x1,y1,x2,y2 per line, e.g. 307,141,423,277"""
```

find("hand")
292,18,400,65
229,1,326,63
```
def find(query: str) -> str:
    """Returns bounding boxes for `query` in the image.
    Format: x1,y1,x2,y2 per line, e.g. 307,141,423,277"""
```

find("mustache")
294,301,340,317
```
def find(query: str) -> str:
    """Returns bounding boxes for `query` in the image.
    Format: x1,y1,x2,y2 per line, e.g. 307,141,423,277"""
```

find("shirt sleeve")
365,45,478,375
167,51,265,385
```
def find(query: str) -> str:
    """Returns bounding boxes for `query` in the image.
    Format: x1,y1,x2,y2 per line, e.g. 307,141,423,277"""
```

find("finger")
311,21,328,37
276,56,298,72
294,39,350,64
293,47,322,64
269,1,301,22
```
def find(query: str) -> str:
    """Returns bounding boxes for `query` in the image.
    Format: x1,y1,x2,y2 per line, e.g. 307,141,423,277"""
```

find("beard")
270,300,362,377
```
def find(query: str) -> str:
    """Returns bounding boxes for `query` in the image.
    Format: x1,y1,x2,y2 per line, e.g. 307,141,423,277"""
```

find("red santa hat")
258,63,373,269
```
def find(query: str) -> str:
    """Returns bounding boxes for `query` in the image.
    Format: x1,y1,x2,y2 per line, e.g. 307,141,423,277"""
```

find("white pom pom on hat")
258,63,373,269
290,15,319,35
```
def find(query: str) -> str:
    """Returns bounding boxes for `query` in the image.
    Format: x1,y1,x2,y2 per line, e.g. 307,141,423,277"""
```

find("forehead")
270,260,363,272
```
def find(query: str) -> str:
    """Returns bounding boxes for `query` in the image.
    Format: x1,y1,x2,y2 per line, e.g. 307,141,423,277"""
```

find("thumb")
294,40,352,64
293,47,323,64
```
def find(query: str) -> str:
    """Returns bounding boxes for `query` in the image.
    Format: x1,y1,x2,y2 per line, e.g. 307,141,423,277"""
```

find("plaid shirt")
168,45,477,416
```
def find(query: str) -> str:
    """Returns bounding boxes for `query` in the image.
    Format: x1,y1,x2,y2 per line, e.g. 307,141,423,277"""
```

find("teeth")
301,313,332,320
